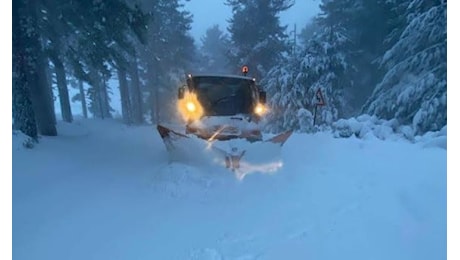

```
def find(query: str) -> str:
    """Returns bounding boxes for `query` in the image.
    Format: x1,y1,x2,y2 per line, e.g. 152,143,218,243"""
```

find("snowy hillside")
13,119,446,260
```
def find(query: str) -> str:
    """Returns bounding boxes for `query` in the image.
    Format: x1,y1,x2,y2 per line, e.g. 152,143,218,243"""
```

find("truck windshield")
188,76,255,116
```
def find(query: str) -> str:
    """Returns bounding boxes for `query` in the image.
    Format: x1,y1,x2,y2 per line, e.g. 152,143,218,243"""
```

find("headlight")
254,103,267,116
186,101,196,112
178,92,203,121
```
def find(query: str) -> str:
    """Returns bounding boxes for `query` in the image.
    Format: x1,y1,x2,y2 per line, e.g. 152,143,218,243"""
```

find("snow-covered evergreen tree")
198,25,231,73
298,19,321,47
13,0,38,139
13,0,57,137
262,54,302,133
226,0,293,79
263,23,354,132
137,0,195,123
363,0,446,134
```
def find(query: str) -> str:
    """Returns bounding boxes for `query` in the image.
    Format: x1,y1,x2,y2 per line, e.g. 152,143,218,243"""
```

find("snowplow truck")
157,73,292,175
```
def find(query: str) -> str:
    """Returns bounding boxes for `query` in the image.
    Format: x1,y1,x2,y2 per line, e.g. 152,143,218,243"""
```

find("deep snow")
13,119,446,260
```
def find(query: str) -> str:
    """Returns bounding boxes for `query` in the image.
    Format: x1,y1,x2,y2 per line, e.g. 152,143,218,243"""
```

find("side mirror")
259,91,266,104
178,86,186,99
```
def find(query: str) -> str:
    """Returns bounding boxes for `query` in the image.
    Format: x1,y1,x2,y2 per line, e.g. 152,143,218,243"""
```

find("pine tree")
199,25,231,73
128,57,144,124
262,54,305,132
262,3,356,132
40,0,75,123
298,19,320,47
137,0,195,123
363,0,446,134
13,0,57,137
13,0,38,139
13,0,149,131
61,0,148,119
226,0,294,79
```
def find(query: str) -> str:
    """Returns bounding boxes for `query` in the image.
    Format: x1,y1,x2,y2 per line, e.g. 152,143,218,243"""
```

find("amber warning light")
242,65,249,76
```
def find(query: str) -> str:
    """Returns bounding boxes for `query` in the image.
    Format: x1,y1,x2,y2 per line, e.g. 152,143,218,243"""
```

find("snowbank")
12,130,36,149
415,125,447,150
332,115,446,149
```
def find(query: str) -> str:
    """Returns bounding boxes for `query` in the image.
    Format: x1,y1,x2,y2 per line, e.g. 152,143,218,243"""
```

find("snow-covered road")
13,119,446,260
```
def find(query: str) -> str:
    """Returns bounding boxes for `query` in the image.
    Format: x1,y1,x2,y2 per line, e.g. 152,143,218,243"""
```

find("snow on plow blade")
157,125,292,179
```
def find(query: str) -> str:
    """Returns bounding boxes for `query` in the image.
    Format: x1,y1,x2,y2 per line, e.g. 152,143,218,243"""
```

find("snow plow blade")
157,125,292,178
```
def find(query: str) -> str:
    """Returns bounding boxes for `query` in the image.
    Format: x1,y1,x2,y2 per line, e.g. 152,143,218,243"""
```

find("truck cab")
177,74,267,141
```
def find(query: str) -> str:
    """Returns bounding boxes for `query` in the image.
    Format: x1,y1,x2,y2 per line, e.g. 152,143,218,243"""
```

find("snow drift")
13,119,446,260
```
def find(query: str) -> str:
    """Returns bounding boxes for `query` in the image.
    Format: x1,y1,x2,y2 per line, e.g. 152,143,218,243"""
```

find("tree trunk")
54,57,73,122
45,59,57,125
98,85,105,119
79,80,88,119
117,67,131,124
154,87,160,124
147,61,160,124
147,92,154,124
100,79,112,119
26,0,57,136
129,58,143,124
12,73,38,139
88,68,106,119
29,50,58,136
12,0,38,139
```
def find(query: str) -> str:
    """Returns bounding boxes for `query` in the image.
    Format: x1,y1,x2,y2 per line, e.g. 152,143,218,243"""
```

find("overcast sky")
182,0,321,43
